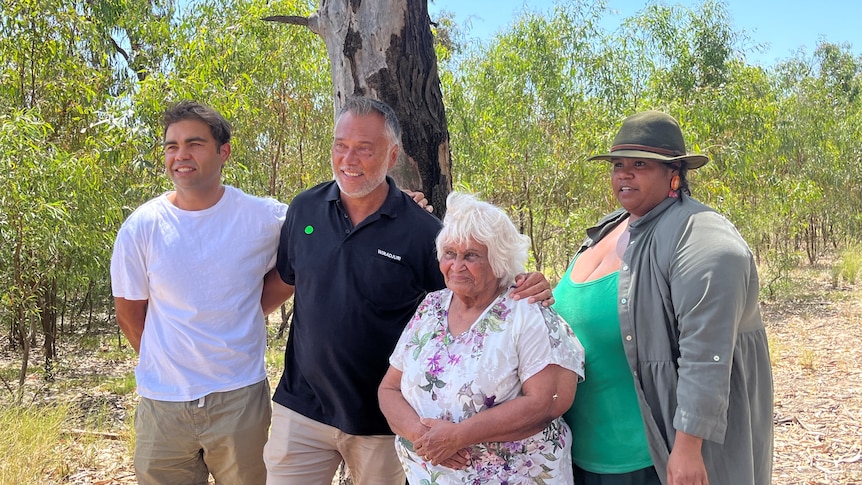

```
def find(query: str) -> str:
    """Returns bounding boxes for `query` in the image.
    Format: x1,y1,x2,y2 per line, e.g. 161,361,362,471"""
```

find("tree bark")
265,0,452,215
39,278,58,381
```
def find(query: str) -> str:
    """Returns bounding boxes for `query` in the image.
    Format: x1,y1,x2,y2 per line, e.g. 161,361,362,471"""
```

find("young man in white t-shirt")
111,101,290,484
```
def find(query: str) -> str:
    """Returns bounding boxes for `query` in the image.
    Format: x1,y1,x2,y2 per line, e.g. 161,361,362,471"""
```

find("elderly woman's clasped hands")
412,418,471,468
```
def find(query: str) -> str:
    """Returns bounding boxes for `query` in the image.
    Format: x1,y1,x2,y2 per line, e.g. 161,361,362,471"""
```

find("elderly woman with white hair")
378,192,585,484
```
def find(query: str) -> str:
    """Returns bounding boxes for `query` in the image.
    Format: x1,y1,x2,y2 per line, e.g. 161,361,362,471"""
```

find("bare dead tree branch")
262,15,308,26
263,12,320,35
0,373,14,398
107,35,148,81
109,36,131,64
62,428,123,440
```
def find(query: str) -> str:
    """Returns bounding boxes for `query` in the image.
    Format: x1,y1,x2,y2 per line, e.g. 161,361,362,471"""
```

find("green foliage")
1,0,334,399
625,0,736,99
444,0,616,275
759,248,804,300
769,42,862,264
0,0,160,396
0,112,71,370
0,0,857,311
134,0,334,201
443,0,862,281
266,343,286,376
831,244,862,286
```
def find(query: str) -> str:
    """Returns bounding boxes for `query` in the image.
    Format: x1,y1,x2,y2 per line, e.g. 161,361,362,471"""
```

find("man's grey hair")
436,192,530,287
335,96,401,147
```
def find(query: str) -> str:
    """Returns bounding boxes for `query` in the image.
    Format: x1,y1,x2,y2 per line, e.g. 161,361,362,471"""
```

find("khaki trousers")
134,379,271,485
264,403,405,485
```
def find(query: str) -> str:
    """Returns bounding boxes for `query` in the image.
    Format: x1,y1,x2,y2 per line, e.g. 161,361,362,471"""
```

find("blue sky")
428,0,862,67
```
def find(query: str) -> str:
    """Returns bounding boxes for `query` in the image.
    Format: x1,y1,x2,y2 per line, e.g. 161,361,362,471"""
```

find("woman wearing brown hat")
552,111,773,485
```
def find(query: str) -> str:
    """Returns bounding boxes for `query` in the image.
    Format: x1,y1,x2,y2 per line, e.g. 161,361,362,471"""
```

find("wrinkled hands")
412,418,471,470
511,271,555,306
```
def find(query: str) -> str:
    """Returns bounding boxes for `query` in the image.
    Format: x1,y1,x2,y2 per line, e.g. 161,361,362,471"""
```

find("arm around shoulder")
511,271,554,306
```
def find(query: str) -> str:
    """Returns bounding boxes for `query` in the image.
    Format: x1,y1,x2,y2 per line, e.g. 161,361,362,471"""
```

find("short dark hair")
162,101,232,147
335,96,401,147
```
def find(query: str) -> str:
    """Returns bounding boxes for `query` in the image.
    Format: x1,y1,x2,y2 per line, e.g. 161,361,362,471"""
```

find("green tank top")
552,256,653,473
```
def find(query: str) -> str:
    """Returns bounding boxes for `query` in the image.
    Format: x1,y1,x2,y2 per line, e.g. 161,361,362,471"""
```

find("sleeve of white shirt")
515,301,586,384
110,221,150,300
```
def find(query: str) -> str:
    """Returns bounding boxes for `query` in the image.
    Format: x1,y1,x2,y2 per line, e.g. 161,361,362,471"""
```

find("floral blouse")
389,287,586,484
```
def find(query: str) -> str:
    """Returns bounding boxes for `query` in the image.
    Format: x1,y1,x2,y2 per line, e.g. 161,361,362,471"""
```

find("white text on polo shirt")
377,249,402,261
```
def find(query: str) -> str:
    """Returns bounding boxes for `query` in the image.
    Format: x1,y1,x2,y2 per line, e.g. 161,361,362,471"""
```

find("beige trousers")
134,379,271,485
264,403,405,485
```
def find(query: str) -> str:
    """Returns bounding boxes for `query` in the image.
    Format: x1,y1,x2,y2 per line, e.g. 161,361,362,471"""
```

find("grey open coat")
578,195,774,485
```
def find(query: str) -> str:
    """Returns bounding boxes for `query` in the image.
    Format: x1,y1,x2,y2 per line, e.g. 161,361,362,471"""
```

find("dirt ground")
3,268,861,484
766,271,862,484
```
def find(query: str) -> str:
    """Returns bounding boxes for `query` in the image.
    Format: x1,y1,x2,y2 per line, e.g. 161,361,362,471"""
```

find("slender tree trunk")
11,217,30,403
40,278,58,381
276,306,293,340
265,0,452,215
17,317,30,404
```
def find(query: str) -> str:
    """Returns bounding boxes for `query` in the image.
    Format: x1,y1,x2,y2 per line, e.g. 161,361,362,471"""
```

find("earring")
668,175,680,198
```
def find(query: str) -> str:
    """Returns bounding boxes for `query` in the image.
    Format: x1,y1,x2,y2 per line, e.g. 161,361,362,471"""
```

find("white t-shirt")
110,185,287,401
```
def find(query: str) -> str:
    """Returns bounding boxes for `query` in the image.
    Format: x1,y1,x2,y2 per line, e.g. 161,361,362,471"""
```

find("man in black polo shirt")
260,96,550,484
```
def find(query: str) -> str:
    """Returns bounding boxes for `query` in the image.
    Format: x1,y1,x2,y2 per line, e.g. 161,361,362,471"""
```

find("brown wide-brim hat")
588,110,709,169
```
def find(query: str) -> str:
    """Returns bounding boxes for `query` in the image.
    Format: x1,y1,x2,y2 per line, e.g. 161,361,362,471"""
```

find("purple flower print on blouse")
427,352,444,377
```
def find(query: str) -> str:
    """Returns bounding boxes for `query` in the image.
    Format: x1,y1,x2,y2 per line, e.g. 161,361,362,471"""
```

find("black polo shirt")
272,177,445,435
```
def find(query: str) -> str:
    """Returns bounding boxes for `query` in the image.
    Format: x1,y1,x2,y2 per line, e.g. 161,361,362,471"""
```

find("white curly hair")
436,192,530,287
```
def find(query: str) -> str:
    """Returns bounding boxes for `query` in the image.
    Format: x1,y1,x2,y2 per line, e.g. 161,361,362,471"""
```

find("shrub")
830,244,862,286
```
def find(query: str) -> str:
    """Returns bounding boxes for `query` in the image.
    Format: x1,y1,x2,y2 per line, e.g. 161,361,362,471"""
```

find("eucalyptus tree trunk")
265,0,452,216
